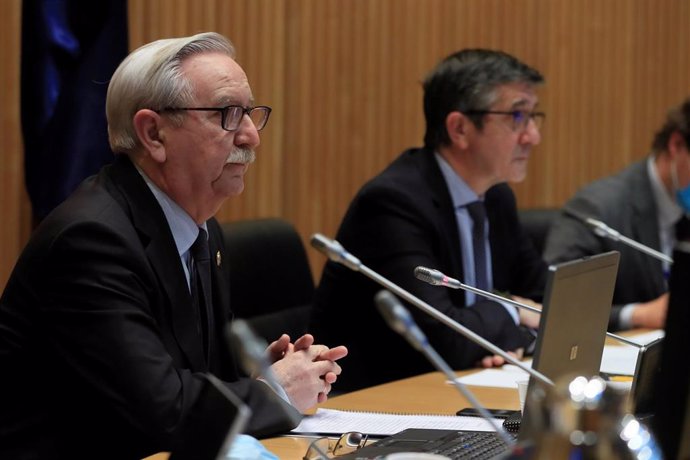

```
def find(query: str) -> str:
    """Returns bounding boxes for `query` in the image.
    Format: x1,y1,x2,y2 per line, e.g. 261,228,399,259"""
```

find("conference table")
144,368,520,459
262,369,521,458
145,329,654,459
244,329,650,457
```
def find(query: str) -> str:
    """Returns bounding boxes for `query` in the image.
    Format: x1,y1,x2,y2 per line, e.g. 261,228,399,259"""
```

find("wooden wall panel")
1,0,689,288
0,0,29,289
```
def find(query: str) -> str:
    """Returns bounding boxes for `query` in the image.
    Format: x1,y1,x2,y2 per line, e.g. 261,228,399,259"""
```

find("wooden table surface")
257,369,517,458
143,369,519,459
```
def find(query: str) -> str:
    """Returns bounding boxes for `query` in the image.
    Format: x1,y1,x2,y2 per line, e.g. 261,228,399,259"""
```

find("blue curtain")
21,0,128,222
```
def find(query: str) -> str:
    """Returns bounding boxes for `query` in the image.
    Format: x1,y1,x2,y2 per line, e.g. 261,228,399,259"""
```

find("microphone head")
562,206,589,224
309,233,342,263
309,233,362,271
226,319,268,376
414,266,442,285
374,290,426,352
310,233,332,254
374,290,408,335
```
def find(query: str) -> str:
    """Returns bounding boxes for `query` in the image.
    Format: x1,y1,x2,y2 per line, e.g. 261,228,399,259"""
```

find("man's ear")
668,131,689,159
133,109,167,163
445,111,471,150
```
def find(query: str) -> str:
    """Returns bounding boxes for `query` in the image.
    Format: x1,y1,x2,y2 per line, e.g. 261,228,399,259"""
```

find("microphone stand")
564,207,673,265
375,290,515,448
310,234,554,387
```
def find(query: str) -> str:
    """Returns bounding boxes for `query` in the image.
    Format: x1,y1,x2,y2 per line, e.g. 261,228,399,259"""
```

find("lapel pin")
216,250,222,267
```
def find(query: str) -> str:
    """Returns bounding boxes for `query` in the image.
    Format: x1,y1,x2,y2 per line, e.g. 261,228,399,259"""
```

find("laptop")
339,251,620,459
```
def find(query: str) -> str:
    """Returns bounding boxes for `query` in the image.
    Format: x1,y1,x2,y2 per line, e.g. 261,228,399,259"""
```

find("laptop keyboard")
374,430,516,459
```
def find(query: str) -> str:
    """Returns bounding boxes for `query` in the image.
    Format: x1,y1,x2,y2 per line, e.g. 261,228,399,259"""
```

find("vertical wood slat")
0,0,27,288
1,0,689,288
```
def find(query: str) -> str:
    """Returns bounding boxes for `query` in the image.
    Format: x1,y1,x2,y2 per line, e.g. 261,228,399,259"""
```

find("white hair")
106,32,236,153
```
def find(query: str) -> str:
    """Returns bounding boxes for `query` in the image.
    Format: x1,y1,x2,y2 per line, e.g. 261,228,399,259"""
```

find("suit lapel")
146,235,208,371
414,149,466,285
107,156,207,371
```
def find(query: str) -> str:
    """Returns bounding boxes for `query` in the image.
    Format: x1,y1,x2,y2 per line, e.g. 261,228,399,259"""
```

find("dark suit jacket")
0,155,296,460
543,159,667,331
310,148,547,392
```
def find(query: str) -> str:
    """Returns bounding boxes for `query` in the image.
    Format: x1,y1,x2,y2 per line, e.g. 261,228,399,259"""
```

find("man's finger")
317,345,348,362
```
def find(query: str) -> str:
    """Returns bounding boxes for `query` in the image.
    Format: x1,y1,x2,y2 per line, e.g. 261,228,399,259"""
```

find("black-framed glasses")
160,105,272,132
464,109,545,131
303,432,369,459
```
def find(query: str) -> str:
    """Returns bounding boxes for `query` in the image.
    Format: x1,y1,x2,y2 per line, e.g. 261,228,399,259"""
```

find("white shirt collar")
434,152,482,207
647,155,683,230
134,165,206,258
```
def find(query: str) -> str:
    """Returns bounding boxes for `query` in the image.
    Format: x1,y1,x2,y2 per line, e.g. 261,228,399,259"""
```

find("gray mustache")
226,148,256,164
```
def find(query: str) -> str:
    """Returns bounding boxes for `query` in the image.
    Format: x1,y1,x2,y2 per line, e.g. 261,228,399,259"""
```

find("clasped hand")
264,334,348,412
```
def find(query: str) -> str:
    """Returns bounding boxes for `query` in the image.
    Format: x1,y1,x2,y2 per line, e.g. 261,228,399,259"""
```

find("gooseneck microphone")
414,265,644,349
563,207,673,265
414,266,541,314
375,289,515,448
310,233,553,386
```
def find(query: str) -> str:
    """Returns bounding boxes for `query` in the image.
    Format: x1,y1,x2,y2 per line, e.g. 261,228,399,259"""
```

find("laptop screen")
520,251,620,440
531,251,620,378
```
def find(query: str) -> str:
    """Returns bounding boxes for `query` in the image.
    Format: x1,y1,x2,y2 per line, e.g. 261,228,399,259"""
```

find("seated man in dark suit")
310,49,548,392
0,32,346,460
544,98,690,331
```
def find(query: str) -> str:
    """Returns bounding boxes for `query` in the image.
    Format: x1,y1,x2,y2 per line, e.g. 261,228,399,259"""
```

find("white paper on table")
622,329,664,346
600,344,639,376
600,329,664,376
447,329,664,388
450,362,531,389
291,408,501,437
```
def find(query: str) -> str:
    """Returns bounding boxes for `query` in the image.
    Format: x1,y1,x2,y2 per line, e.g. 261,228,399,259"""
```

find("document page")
291,408,501,437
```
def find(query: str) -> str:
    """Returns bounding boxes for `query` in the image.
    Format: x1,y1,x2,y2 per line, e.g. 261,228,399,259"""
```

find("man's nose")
234,114,261,148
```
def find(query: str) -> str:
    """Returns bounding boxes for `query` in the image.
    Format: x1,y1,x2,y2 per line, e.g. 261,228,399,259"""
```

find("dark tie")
466,201,489,291
190,228,214,363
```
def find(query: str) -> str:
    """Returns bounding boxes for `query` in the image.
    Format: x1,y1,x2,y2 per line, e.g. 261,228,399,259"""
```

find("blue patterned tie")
466,201,489,291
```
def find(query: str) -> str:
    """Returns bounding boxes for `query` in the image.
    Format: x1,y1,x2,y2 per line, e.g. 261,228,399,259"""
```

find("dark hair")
651,98,690,153
422,49,544,150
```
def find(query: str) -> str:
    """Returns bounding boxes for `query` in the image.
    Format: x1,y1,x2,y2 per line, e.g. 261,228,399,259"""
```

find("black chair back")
518,208,559,256
221,218,314,342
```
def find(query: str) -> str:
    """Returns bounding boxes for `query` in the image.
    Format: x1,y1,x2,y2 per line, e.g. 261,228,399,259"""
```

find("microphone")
563,207,673,265
310,233,553,386
414,266,541,314
414,266,643,349
226,320,303,426
375,289,515,448
310,233,362,271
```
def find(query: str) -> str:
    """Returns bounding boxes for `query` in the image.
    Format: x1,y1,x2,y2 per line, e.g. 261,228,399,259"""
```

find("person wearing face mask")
544,97,690,332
